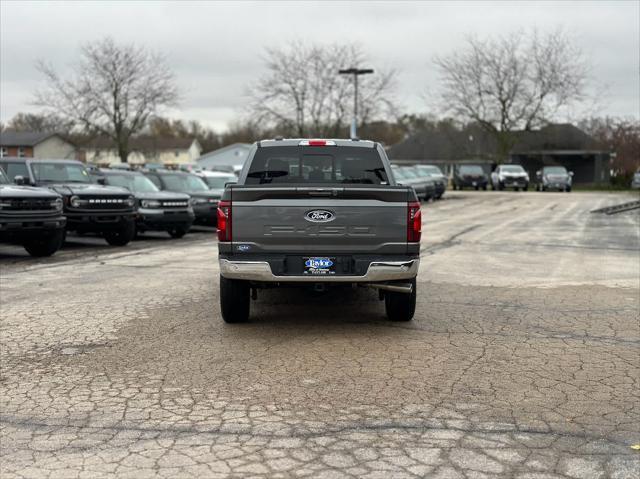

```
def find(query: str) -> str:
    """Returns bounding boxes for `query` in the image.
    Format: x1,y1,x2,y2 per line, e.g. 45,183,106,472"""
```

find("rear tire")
565,185,572,192
220,275,250,323
482,184,487,191
23,229,64,257
385,278,417,322
104,219,135,246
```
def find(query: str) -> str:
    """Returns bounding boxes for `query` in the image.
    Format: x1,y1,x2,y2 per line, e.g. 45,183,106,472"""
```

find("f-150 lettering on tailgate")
264,225,376,237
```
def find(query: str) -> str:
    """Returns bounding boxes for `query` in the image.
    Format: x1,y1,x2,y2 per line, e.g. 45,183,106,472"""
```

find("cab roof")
258,138,377,148
0,157,83,165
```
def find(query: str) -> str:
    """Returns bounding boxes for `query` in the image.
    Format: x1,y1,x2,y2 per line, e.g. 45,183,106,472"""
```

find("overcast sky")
1,1,638,132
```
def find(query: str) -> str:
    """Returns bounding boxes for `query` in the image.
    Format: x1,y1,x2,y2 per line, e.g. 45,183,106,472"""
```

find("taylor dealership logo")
304,210,335,223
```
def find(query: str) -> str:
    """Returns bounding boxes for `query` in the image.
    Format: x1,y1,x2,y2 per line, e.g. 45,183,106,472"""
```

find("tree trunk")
495,131,515,164
117,141,129,163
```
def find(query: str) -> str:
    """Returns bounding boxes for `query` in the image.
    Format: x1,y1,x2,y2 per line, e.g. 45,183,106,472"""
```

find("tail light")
217,200,231,241
407,201,421,242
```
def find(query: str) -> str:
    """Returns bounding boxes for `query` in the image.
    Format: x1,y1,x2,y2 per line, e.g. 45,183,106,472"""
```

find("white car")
491,165,530,191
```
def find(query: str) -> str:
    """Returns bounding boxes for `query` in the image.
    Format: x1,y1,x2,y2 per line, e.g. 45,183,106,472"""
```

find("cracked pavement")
1,191,639,478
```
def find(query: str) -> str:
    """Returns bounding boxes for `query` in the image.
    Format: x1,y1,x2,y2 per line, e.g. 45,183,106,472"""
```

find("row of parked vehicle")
390,163,575,199
391,165,448,201
450,164,574,192
0,157,237,257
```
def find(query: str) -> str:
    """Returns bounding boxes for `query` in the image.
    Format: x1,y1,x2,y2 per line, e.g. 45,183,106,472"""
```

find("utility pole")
339,67,374,139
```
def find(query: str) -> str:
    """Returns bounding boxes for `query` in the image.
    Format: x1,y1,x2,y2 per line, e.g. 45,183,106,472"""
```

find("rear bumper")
219,258,419,282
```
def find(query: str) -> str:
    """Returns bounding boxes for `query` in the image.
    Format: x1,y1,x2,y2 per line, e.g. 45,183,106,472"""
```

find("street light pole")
339,67,374,139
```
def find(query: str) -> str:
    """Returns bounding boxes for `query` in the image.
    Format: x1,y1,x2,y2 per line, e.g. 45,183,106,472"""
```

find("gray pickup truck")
217,139,421,323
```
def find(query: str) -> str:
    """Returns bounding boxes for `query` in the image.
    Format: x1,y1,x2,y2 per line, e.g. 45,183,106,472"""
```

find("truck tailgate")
229,185,413,255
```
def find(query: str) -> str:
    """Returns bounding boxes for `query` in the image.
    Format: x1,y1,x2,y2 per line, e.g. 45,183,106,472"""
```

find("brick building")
0,131,76,159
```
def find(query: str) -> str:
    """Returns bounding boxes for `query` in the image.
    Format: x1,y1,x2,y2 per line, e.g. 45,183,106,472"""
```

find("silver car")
536,166,573,192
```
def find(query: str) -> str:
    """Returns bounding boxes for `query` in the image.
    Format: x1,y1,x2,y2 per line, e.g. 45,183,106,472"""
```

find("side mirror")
13,175,27,186
96,177,106,185
569,171,574,177
536,170,542,177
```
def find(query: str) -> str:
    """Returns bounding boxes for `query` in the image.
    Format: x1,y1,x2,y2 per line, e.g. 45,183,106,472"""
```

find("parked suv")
143,170,221,225
415,164,447,199
451,165,488,190
491,164,530,191
632,168,640,190
197,170,238,197
0,168,66,256
391,166,436,201
93,169,194,238
0,158,136,246
536,166,573,192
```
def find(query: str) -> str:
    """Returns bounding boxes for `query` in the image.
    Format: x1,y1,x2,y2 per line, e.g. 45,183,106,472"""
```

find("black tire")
168,227,188,239
514,187,519,192
498,182,504,191
523,184,529,191
104,219,135,246
220,275,250,323
565,186,572,192
23,228,65,257
482,184,487,191
542,185,547,192
385,278,417,322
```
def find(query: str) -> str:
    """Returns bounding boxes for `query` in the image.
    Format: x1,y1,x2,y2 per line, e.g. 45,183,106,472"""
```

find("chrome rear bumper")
219,259,419,282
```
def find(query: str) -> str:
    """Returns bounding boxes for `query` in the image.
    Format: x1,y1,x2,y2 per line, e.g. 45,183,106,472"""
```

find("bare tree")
6,112,74,134
35,37,179,162
247,42,397,138
434,29,588,160
580,116,640,180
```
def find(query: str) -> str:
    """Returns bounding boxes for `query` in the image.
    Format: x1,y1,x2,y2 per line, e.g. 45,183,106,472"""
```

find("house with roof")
0,131,76,159
196,143,252,172
387,123,611,185
80,136,202,167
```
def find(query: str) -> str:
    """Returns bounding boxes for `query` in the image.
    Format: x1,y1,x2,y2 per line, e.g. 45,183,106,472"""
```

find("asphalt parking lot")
1,191,639,478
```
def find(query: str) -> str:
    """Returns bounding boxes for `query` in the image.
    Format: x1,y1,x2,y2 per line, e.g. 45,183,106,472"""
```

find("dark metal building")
387,123,611,184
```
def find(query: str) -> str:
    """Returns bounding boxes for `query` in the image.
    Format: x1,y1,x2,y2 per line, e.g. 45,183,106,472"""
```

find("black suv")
0,158,136,246
92,169,195,238
451,164,489,190
143,170,220,225
0,168,66,256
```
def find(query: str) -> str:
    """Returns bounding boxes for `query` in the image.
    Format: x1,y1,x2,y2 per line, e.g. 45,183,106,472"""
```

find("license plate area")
303,257,336,276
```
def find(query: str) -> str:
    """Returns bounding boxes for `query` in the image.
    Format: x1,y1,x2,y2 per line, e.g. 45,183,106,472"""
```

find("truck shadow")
245,286,390,326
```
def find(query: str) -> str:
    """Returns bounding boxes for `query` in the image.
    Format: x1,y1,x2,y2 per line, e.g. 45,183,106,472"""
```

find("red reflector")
407,201,421,242
308,140,326,146
217,200,232,241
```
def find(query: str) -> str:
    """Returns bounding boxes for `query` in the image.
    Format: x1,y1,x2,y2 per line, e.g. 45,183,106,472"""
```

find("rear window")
245,146,389,185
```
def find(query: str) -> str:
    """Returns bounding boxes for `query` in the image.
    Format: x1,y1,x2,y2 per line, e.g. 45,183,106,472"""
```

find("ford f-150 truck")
217,139,421,323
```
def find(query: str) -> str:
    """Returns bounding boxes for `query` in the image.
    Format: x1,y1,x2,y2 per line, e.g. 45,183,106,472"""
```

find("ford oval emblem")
305,210,335,223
